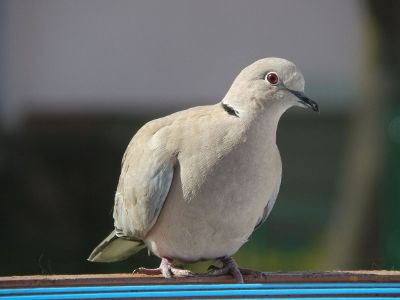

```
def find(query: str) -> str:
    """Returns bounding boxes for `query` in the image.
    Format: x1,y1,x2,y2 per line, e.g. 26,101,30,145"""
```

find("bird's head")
222,58,319,117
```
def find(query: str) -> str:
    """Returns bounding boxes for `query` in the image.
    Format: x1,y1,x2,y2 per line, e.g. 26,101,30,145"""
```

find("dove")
88,57,319,283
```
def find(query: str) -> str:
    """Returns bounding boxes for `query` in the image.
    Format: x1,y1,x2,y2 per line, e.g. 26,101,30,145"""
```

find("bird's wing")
254,178,281,230
113,116,176,240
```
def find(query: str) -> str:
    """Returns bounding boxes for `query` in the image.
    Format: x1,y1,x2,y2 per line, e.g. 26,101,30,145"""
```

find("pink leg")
133,257,193,278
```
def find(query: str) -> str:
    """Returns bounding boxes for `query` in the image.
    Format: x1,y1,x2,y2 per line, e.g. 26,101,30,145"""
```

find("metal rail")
1,271,400,299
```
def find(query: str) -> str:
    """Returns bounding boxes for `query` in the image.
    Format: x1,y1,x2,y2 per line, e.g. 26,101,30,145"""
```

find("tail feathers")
87,231,145,262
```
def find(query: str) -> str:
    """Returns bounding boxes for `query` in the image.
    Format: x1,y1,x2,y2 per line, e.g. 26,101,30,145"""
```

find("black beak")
289,89,319,112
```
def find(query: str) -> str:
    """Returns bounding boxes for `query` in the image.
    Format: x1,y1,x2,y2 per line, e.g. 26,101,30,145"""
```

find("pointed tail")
87,230,145,262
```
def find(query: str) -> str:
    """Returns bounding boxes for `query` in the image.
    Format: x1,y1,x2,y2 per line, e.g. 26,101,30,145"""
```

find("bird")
88,57,319,283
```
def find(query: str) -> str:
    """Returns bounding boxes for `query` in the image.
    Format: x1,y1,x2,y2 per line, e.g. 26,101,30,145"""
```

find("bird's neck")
222,99,286,147
247,108,282,148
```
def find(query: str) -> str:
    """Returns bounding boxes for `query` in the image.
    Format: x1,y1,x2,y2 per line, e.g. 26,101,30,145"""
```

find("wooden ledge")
1,271,400,288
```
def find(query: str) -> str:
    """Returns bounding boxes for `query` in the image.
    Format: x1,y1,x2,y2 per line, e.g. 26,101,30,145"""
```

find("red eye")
266,72,279,85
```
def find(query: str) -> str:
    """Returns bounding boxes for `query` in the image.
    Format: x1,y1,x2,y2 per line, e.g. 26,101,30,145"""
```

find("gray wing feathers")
113,158,174,239
88,118,176,262
113,118,176,240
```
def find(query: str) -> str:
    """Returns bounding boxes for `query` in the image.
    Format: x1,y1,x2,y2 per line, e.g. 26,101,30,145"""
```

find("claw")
207,264,220,271
197,256,244,283
133,258,193,278
239,267,265,278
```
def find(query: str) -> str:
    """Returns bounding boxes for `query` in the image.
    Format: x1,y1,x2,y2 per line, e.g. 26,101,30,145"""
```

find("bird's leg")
133,257,193,278
204,256,244,283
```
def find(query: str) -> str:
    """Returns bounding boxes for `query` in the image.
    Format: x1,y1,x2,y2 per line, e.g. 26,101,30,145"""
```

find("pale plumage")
88,57,318,282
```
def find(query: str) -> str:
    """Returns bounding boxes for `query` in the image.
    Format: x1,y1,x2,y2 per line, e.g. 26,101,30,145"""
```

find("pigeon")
88,57,319,283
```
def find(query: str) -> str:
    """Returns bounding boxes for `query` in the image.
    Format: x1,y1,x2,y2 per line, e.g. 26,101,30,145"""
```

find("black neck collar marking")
221,102,240,117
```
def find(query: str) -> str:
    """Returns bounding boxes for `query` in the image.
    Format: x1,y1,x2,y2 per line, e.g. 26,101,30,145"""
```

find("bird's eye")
266,72,279,85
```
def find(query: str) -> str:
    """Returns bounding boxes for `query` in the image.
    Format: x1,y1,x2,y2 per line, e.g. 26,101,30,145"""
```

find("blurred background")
1,0,399,276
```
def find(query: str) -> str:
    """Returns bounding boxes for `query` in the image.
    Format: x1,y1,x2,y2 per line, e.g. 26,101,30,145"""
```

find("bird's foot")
201,256,244,283
208,266,263,277
133,257,193,278
238,267,265,278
